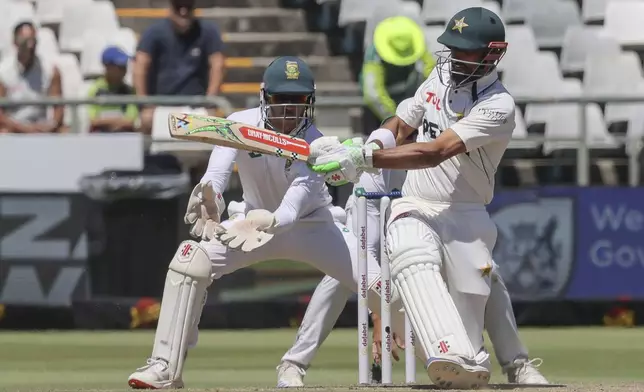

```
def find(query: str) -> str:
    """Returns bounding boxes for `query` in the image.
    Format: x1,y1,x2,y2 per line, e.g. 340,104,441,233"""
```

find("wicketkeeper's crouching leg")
128,241,212,389
386,212,490,389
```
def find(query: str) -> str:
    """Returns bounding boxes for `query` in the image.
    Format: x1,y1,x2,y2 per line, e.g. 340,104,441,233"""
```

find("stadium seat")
501,0,533,24
559,26,619,75
56,53,84,98
525,0,582,49
536,103,619,155
605,98,644,138
584,50,644,137
363,1,422,48
503,108,541,186
36,0,91,26
59,0,120,53
422,0,483,25
55,53,86,132
508,107,539,149
583,51,644,97
338,0,390,26
424,26,445,56
481,1,502,19
498,25,539,72
503,52,576,99
625,111,644,157
538,102,625,185
8,1,37,24
72,80,95,134
36,27,60,61
112,27,138,56
80,30,110,79
603,0,644,47
582,0,609,24
505,25,539,49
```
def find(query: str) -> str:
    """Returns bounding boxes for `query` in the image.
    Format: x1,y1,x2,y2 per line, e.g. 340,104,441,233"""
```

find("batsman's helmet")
260,56,315,136
435,7,507,87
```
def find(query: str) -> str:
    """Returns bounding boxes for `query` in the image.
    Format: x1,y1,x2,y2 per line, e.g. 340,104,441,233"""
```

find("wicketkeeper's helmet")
260,56,316,136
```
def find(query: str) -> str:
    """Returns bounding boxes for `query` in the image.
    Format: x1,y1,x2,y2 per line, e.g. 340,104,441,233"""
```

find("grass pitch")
0,327,642,392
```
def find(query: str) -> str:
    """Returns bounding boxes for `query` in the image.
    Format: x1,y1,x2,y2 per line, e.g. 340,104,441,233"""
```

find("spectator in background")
87,46,139,133
134,0,226,134
360,16,434,135
0,21,64,133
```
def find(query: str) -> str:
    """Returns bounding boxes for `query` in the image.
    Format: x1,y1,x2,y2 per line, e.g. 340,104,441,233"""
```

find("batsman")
127,56,411,389
309,7,521,389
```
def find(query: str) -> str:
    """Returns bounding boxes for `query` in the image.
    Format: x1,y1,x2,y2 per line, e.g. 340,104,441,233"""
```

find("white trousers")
282,200,528,367
202,209,381,296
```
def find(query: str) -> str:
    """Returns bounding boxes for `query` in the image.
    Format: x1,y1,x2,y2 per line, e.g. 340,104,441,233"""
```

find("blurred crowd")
0,0,225,135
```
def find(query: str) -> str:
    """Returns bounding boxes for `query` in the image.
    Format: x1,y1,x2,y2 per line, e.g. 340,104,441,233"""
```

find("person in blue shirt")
134,0,225,134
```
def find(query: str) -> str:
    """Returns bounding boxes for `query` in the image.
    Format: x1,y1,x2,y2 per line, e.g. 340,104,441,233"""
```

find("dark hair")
13,21,35,39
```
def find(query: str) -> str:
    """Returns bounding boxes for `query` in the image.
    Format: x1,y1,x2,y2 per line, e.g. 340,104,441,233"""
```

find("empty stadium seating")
0,0,641,185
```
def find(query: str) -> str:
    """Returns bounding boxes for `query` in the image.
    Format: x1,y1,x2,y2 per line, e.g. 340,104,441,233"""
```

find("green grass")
0,327,642,391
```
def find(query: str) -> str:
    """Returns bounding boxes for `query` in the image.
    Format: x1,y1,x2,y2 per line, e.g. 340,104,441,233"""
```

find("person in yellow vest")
87,46,139,133
360,16,435,135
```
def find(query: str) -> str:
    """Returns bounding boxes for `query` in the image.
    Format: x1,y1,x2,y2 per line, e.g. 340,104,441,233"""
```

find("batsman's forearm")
372,142,443,169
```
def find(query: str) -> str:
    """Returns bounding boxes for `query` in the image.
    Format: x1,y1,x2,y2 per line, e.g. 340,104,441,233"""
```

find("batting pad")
386,215,476,361
151,240,212,382
394,263,476,360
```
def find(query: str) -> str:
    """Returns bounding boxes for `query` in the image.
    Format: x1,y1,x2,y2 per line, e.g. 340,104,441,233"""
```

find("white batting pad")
386,215,476,361
394,263,476,359
151,240,213,382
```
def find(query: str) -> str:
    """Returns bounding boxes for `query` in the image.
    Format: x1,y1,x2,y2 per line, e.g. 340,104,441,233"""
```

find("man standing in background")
0,21,64,133
134,0,225,134
360,16,434,135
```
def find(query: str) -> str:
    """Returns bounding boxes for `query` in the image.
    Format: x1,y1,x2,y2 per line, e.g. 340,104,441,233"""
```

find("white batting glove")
184,181,225,241
216,209,278,252
308,136,343,159
309,138,375,186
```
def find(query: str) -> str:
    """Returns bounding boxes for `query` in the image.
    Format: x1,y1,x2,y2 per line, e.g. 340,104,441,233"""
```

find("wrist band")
366,128,396,149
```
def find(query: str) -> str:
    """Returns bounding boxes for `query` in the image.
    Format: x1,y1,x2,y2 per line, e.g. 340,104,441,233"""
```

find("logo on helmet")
285,61,300,80
451,17,468,34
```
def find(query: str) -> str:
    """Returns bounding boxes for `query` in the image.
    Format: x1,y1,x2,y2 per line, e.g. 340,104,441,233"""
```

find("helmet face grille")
260,90,315,136
434,42,507,88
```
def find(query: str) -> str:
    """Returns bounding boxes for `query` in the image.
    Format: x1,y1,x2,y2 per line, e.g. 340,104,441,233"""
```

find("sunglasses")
267,94,309,104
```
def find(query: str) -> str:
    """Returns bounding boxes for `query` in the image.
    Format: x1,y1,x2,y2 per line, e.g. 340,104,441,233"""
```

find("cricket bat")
168,113,310,162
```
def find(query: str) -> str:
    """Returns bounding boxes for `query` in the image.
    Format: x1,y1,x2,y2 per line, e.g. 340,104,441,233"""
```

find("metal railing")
0,94,642,186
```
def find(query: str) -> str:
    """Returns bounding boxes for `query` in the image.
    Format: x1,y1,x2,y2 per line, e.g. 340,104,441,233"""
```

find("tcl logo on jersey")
425,92,441,111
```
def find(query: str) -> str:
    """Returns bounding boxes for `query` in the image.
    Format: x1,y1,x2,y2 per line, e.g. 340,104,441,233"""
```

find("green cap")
437,7,505,51
262,56,315,95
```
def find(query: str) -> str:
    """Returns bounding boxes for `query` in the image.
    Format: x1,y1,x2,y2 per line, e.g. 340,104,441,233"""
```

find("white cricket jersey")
200,107,333,227
396,67,516,205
